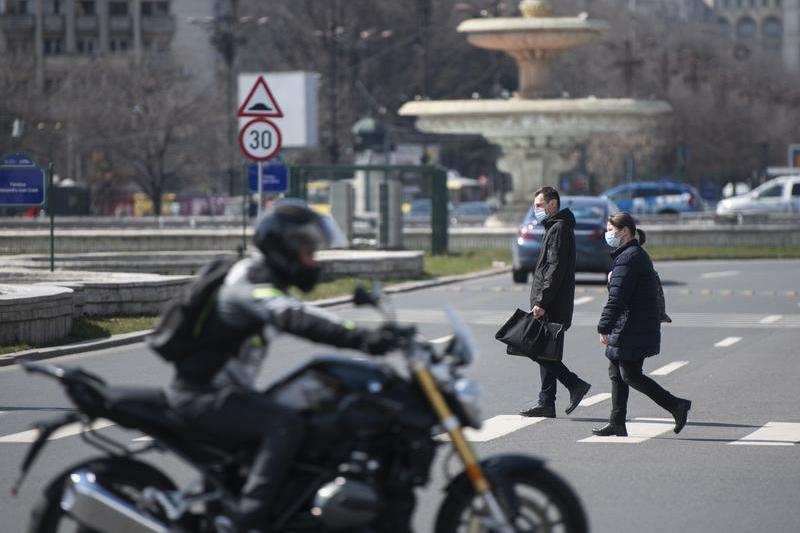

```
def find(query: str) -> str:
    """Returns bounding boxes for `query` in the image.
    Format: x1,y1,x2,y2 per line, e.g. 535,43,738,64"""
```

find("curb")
1,266,510,367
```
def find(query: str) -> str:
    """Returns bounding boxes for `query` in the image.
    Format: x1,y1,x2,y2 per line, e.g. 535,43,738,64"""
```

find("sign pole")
257,160,264,218
241,163,248,253
48,161,54,272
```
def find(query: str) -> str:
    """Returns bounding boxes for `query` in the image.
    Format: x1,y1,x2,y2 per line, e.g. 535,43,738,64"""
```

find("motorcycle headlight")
454,377,482,429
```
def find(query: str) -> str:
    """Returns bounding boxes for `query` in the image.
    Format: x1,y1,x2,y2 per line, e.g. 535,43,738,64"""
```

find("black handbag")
495,309,564,362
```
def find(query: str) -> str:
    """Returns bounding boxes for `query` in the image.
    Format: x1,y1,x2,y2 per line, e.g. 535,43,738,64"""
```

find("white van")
716,175,800,215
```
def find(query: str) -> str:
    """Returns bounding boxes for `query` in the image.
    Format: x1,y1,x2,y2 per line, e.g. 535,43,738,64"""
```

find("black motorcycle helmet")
253,200,339,292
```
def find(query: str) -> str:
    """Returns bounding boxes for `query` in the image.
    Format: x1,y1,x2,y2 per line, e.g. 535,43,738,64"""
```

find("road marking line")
0,420,115,443
579,418,673,444
579,393,611,406
729,422,800,446
701,270,740,279
574,296,594,306
759,315,783,324
435,415,545,443
649,361,689,376
714,336,742,347
430,335,453,345
133,436,153,442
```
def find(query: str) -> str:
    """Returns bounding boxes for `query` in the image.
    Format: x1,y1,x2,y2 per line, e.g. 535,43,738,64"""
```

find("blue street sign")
0,165,46,206
248,164,289,193
1,152,36,166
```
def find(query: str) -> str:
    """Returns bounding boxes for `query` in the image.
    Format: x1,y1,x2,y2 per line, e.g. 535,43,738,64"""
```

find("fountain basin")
399,98,672,136
458,17,609,52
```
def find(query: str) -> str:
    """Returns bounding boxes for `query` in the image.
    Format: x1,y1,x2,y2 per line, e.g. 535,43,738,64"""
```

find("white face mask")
605,231,621,248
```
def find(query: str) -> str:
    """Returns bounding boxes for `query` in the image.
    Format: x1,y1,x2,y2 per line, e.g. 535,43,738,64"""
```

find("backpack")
654,271,672,323
147,255,238,362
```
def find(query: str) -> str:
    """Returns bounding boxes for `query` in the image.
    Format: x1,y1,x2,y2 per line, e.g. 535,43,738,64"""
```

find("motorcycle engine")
311,476,380,529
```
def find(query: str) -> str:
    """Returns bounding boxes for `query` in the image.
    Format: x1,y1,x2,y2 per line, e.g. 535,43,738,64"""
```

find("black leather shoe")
519,405,556,418
591,423,628,437
565,380,591,415
672,399,692,434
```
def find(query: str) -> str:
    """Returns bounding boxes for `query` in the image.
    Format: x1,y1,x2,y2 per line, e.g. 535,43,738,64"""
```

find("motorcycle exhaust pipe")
60,469,169,533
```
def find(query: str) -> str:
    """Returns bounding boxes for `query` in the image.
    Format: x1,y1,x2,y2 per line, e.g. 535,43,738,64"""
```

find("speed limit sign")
238,118,282,161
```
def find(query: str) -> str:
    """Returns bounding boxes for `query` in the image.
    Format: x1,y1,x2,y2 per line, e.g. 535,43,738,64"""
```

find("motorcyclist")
164,200,396,533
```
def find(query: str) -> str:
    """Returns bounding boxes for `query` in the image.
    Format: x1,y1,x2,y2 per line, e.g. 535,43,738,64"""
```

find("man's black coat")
529,208,576,330
597,239,661,361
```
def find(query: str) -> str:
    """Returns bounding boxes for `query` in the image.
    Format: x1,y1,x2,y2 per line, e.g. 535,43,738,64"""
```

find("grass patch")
0,315,157,355
423,248,511,278
649,245,800,261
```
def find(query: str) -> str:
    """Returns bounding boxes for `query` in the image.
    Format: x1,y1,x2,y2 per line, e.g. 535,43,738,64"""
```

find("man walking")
520,186,592,418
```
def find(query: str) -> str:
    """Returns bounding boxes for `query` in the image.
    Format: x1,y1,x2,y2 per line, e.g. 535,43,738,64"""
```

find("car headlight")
454,377,482,429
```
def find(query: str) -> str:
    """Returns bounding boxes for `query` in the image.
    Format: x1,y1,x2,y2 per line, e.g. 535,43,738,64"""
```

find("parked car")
449,201,495,227
716,175,800,216
601,181,705,215
511,196,619,283
403,199,452,227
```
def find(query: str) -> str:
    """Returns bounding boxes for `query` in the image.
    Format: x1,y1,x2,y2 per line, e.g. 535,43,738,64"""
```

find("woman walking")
593,212,692,437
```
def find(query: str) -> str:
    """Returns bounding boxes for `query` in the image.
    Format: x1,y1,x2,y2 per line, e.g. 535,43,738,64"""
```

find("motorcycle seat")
100,385,236,462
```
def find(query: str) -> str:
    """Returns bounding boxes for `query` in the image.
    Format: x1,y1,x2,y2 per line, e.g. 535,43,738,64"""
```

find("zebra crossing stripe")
728,422,800,446
0,420,115,443
435,415,546,442
579,393,611,406
649,361,689,376
574,296,594,306
579,418,673,444
714,337,742,347
759,315,782,324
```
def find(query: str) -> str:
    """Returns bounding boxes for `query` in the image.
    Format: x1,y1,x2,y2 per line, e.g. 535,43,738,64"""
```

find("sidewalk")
0,266,509,367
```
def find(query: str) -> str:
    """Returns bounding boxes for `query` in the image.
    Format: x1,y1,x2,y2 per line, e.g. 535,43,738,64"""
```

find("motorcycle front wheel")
435,463,588,533
28,456,177,533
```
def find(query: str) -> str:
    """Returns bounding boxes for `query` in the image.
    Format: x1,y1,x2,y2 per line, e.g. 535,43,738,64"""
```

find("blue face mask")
534,209,548,223
605,231,620,248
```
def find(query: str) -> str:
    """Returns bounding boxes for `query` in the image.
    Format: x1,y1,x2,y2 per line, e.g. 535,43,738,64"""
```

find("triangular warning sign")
237,76,284,118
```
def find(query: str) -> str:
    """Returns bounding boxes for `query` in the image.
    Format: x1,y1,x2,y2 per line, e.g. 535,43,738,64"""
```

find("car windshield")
523,198,607,224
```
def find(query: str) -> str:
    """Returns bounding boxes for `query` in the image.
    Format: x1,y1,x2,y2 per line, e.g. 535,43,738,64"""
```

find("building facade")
710,0,800,70
0,0,219,87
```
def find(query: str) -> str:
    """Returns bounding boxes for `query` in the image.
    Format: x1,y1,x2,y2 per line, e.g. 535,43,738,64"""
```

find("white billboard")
238,71,319,148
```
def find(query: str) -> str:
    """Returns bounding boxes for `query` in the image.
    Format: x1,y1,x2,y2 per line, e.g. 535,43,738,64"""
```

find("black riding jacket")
172,257,366,390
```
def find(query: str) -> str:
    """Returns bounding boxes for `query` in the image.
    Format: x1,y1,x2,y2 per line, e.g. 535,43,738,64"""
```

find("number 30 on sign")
238,118,282,161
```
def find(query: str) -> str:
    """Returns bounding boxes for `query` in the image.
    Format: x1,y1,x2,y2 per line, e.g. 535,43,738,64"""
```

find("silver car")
716,175,800,216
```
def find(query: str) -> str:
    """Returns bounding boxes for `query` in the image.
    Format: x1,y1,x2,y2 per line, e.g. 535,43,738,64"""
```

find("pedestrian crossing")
345,308,800,329
1,416,798,448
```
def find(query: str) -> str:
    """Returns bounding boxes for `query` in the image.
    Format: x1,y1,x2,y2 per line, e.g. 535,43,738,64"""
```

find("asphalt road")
0,259,798,532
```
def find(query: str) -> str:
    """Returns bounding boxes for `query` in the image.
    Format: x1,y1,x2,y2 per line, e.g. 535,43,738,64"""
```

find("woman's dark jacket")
529,208,576,330
597,239,661,361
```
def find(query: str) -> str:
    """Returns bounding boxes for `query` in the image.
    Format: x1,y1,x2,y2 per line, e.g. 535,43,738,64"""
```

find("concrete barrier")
0,285,74,345
2,224,798,255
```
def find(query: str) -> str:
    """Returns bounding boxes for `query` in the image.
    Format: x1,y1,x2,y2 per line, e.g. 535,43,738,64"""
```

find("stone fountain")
398,0,671,211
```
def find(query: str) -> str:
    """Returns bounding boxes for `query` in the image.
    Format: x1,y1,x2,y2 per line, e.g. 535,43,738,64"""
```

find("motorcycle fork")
413,366,514,531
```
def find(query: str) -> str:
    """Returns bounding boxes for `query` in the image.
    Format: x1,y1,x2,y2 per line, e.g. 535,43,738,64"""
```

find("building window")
736,17,756,40
748,0,755,7
6,37,32,54
109,38,129,52
77,38,97,54
44,0,62,14
5,0,30,14
763,17,782,50
43,37,64,55
736,0,742,8
717,17,731,36
775,0,781,6
761,0,768,6
78,1,95,15
141,1,169,16
109,1,128,16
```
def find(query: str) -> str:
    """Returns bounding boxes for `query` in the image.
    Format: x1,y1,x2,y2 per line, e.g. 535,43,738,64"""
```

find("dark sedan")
511,195,619,283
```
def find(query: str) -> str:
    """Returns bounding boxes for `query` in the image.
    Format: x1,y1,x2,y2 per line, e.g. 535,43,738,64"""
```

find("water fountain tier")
398,1,672,209
458,16,608,99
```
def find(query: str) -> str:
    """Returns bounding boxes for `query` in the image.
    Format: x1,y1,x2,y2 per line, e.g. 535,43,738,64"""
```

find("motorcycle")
12,286,588,532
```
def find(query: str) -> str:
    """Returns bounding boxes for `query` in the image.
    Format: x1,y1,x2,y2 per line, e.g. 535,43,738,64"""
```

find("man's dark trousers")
535,335,580,407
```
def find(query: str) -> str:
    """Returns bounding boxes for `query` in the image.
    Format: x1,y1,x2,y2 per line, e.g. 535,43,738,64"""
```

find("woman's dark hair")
608,212,646,245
